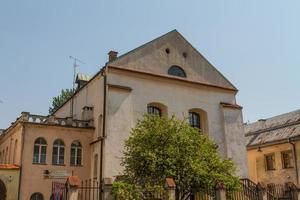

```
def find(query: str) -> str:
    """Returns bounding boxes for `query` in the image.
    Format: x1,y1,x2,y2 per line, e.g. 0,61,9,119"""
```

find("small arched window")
147,106,162,116
13,139,17,164
33,138,47,164
189,112,201,129
70,140,82,166
30,192,44,200
52,139,65,165
168,65,186,78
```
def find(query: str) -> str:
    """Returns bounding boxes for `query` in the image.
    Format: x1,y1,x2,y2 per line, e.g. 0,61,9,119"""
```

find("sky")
0,0,299,128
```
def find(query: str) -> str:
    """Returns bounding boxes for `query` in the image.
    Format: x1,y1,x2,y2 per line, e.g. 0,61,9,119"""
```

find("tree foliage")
113,115,240,200
49,89,74,114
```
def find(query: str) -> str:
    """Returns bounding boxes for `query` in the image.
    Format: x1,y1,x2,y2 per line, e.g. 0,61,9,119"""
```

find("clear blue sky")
1,0,299,128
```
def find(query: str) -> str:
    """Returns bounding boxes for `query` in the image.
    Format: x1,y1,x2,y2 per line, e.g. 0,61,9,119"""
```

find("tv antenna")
69,56,85,90
69,56,85,117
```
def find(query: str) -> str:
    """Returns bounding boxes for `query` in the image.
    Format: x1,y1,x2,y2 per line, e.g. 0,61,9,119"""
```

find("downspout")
288,138,299,185
99,67,107,200
18,123,25,200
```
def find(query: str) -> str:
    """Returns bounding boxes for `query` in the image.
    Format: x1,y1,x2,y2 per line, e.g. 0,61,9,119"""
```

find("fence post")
103,177,113,200
215,183,226,200
66,176,80,200
165,178,176,200
257,182,267,200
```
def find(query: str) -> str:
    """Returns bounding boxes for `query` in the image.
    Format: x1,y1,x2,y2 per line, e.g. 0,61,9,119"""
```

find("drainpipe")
288,138,299,185
99,67,107,200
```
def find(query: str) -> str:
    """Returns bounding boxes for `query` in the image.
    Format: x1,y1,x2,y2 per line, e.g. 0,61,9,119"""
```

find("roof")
0,164,20,169
76,73,91,83
108,29,238,91
245,109,300,148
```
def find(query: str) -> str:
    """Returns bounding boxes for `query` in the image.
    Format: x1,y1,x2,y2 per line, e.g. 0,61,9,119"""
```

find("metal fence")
78,179,101,200
226,179,259,200
267,183,298,200
176,187,216,200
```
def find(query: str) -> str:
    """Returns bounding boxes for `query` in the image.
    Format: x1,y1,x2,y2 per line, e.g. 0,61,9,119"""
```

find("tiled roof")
0,164,20,169
245,109,300,148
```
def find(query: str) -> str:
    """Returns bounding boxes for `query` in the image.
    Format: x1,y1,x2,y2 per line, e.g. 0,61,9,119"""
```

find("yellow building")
0,164,20,200
246,109,300,186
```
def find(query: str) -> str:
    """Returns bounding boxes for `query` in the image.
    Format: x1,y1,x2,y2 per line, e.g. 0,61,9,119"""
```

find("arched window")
5,147,8,163
52,139,65,165
30,192,44,200
188,109,209,133
70,140,82,166
33,138,47,164
189,112,201,129
147,106,161,116
168,65,186,78
13,139,17,164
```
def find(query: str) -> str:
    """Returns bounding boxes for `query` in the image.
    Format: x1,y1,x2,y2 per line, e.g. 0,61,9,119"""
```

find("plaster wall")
0,169,20,200
103,69,246,179
19,124,93,200
0,124,22,165
247,141,300,185
221,107,248,178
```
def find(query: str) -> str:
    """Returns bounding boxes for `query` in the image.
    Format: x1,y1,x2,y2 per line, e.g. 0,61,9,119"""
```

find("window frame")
52,139,65,165
70,140,82,166
33,138,47,164
147,105,162,117
281,150,294,169
189,112,201,129
168,65,187,78
265,153,276,171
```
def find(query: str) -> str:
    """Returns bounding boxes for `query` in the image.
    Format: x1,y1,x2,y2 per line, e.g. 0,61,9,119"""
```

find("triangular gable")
108,30,237,91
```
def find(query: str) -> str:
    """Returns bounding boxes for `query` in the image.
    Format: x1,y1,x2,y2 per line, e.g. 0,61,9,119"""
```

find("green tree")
49,89,74,114
113,115,240,200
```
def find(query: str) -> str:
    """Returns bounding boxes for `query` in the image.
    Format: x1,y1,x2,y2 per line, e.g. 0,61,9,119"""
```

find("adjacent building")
246,109,300,186
0,30,248,199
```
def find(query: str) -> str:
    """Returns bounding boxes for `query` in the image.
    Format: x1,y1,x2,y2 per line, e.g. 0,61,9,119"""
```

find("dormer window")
168,65,186,78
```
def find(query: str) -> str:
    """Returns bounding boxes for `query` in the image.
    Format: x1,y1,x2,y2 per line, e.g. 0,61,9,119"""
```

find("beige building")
0,113,94,199
245,109,300,186
0,30,248,199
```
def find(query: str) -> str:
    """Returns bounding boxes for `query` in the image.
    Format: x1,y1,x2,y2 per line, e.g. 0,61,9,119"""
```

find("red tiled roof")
0,164,20,169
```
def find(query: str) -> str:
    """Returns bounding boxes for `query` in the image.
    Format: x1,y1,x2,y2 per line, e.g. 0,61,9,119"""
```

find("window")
33,138,47,164
282,151,294,169
93,154,98,178
13,139,17,164
147,106,161,116
30,193,44,200
5,147,8,163
168,65,186,78
70,140,82,166
52,139,65,165
265,154,276,170
189,112,201,129
0,152,2,163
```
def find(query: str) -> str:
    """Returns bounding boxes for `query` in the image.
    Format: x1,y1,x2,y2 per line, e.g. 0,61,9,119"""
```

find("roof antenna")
69,56,85,90
69,56,85,117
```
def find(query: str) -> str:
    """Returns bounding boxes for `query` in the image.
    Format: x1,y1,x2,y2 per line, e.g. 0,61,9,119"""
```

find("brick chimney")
108,50,118,62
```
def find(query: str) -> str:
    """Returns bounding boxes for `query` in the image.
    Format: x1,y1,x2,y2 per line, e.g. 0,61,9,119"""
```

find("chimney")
108,50,118,62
